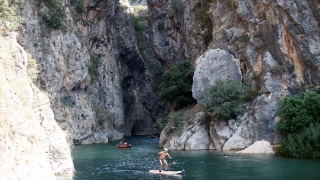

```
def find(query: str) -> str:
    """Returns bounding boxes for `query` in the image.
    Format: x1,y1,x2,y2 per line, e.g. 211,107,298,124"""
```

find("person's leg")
159,159,163,172
164,159,168,170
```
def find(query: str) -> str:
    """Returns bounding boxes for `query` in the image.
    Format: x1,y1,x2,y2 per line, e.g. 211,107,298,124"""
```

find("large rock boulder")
237,141,275,154
192,48,242,103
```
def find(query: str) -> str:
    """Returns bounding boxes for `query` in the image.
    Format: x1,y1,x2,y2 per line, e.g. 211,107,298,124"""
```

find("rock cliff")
12,0,168,145
157,0,320,151
2,1,320,179
1,0,168,178
0,31,73,179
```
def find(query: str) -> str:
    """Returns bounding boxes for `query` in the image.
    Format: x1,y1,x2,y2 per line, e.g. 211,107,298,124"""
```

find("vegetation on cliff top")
0,0,21,29
276,90,320,158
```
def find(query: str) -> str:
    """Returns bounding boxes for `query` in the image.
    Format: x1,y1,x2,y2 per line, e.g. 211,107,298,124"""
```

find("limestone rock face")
14,0,168,146
146,0,206,67
209,119,238,150
84,1,169,136
17,0,108,145
159,0,319,150
0,32,73,179
237,141,275,154
160,112,211,150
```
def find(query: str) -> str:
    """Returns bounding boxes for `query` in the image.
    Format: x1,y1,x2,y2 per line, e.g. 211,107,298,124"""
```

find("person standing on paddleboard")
158,148,172,172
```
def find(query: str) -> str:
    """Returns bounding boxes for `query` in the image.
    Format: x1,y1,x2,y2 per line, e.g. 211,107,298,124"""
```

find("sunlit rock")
161,112,210,150
236,141,275,154
192,48,242,104
0,32,73,179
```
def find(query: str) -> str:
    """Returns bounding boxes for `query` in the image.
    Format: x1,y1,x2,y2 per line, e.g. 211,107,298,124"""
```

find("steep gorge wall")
147,0,207,68
13,0,168,146
0,31,73,179
82,0,169,137
156,0,320,150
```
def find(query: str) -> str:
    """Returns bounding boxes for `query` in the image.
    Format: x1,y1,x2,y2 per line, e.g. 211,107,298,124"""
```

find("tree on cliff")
159,61,196,110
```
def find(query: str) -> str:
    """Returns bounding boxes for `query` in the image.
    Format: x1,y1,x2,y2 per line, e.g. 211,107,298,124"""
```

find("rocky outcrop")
209,119,238,150
209,0,320,88
160,112,211,150
0,31,73,179
192,49,242,103
237,141,275,154
158,0,319,150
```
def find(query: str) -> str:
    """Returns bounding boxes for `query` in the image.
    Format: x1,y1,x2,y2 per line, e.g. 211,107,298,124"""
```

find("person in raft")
158,148,172,172
117,138,125,146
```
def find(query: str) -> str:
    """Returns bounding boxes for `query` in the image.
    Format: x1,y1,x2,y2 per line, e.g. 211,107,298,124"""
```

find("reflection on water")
72,136,320,180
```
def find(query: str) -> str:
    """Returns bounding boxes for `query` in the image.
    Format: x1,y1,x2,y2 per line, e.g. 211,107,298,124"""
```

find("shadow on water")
72,136,320,180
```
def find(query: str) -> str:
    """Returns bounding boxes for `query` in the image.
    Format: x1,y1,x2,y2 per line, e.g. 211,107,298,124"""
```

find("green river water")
72,136,320,180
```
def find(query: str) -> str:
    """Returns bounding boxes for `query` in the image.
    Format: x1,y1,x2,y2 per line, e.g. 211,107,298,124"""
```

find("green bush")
276,90,320,158
88,53,101,83
130,14,147,32
159,61,196,110
133,5,146,13
277,123,320,158
194,0,213,47
276,91,320,136
40,0,66,30
70,0,85,16
198,79,248,121
0,0,21,29
171,0,184,12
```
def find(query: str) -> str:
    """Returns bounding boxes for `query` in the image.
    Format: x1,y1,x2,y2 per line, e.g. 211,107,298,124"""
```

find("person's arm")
167,152,172,159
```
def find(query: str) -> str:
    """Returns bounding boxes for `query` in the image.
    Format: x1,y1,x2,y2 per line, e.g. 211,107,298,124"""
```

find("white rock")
236,141,275,154
0,32,74,179
192,49,242,104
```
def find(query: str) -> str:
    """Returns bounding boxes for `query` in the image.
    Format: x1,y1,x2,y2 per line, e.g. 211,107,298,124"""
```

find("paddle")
170,157,185,172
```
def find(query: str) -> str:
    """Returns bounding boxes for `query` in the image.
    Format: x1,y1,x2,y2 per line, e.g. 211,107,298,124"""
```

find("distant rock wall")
0,31,73,179
17,0,110,145
83,0,169,137
146,0,206,68
13,0,168,146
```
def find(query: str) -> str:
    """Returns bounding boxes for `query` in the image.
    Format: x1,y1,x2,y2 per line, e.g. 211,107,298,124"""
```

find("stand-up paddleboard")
149,170,182,175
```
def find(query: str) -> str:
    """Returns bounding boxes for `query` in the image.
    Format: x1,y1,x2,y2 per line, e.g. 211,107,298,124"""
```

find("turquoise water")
72,136,320,180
